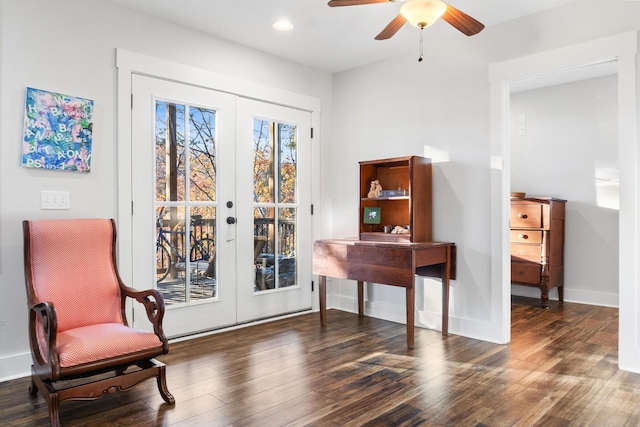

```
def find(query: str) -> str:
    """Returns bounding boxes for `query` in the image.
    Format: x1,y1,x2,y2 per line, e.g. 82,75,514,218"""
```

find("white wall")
2,0,639,381
329,2,640,342
510,75,619,306
0,0,332,380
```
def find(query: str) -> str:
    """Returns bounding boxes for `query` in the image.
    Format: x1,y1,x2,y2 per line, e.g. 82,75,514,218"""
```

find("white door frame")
115,48,322,319
489,32,640,372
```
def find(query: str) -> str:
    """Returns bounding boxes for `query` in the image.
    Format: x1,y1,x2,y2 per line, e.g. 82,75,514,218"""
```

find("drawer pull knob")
518,213,528,219
519,234,528,239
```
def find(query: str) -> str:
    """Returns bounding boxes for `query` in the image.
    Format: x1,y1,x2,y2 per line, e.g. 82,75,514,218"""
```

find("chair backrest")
24,218,123,332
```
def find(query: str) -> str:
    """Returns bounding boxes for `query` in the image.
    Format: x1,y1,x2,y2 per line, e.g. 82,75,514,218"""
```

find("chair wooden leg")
31,370,61,427
47,392,61,427
156,365,175,405
29,374,38,396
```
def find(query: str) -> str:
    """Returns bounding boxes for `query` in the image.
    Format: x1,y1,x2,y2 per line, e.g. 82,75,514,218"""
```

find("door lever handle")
226,216,237,224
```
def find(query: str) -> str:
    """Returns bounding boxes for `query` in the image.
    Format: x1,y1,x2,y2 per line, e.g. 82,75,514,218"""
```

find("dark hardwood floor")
2,296,639,426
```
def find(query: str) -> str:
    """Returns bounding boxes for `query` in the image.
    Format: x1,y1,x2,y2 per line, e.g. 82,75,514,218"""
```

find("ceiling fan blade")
441,3,485,36
375,14,407,40
328,0,392,6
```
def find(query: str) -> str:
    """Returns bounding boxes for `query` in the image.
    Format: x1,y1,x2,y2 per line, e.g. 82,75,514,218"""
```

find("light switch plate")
41,191,70,210
518,112,526,123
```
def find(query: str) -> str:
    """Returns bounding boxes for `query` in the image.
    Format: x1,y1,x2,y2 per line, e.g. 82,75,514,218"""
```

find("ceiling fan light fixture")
400,0,447,28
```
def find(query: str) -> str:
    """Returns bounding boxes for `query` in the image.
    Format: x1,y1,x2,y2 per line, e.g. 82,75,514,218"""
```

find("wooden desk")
313,238,456,349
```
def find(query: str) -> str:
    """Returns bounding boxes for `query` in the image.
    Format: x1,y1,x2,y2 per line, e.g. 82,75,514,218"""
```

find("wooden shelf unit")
359,156,432,243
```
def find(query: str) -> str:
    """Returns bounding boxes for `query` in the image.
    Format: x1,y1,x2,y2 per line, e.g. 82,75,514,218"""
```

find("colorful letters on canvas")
22,87,93,172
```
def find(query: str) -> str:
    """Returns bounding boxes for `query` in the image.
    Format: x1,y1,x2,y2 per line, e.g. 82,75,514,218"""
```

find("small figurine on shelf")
391,226,410,234
367,180,383,198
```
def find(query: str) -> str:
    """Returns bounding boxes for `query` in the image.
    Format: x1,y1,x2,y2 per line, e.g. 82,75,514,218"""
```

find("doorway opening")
489,32,639,372
508,62,619,309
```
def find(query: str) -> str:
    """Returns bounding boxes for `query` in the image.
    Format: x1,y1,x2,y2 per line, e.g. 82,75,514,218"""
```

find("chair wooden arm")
28,301,61,381
119,285,169,352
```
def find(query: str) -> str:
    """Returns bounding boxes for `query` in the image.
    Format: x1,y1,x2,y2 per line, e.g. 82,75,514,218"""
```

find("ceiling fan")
327,0,484,40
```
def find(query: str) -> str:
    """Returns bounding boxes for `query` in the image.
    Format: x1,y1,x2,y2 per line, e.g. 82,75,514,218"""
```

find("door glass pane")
253,118,298,292
155,101,218,305
278,124,297,204
189,107,217,202
254,207,274,291
253,119,274,203
156,206,187,303
155,102,185,202
189,206,217,299
278,207,297,288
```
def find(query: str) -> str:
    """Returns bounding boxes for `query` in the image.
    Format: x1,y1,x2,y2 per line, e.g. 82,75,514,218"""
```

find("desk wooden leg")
441,246,451,336
319,275,327,325
406,284,415,349
357,281,364,317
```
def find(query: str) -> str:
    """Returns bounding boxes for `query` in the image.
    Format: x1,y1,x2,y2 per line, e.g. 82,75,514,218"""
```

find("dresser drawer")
511,243,542,263
510,230,542,244
511,262,541,285
510,204,542,228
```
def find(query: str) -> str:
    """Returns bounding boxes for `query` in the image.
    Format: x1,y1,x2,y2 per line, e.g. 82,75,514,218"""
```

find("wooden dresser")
510,197,566,308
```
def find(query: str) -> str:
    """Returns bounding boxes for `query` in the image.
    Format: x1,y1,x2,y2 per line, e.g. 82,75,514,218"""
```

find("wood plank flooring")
2,296,639,426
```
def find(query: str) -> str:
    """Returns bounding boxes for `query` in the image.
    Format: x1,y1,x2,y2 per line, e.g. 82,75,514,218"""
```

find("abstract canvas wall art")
22,87,93,172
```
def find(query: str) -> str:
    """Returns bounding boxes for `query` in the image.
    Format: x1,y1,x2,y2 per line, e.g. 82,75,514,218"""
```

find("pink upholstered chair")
23,218,174,426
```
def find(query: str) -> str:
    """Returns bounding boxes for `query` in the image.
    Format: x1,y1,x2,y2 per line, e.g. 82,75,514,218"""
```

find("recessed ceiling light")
273,20,294,31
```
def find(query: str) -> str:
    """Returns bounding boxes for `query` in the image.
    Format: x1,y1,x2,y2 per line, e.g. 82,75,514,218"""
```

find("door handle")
226,216,237,224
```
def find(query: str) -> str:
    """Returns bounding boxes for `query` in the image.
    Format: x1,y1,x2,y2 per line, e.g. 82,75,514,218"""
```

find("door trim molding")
115,49,322,314
488,32,639,372
116,49,320,111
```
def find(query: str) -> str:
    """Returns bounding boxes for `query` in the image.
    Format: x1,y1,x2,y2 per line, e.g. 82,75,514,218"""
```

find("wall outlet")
518,125,527,136
41,191,70,210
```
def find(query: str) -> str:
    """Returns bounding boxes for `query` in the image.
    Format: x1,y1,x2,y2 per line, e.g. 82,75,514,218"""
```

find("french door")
131,75,312,337
235,98,312,323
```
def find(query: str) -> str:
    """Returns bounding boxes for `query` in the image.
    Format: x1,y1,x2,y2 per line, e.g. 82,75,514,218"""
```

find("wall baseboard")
329,294,505,344
0,352,31,383
328,285,619,345
511,285,618,308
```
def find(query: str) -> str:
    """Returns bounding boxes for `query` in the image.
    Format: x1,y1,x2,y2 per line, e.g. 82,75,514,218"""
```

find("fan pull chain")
418,26,424,62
